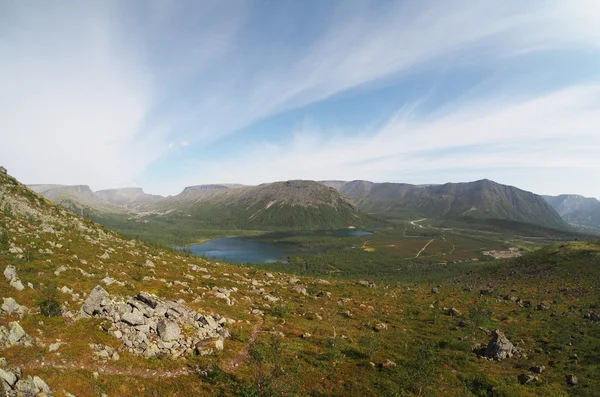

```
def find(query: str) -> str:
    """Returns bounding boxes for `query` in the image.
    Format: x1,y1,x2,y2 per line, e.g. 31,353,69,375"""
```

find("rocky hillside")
1,171,599,395
325,179,568,231
543,194,600,233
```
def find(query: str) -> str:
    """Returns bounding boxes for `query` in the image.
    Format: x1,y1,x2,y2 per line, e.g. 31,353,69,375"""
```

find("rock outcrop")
80,286,230,358
0,322,32,349
483,329,522,361
0,361,51,396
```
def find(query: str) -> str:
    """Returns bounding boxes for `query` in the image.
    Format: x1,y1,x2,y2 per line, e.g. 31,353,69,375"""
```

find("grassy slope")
1,171,600,396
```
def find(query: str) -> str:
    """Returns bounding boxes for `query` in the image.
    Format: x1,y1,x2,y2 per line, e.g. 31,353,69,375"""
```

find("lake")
185,229,372,263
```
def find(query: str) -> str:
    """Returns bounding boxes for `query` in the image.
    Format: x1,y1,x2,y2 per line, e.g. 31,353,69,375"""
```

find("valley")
1,171,598,396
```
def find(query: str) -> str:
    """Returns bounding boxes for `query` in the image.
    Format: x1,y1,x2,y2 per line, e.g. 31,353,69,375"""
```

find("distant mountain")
543,194,600,232
181,184,246,194
28,184,123,215
95,188,163,209
324,179,569,231
151,180,374,230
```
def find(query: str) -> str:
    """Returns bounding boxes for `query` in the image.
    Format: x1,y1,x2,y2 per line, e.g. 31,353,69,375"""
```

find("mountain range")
25,177,597,244
542,194,600,233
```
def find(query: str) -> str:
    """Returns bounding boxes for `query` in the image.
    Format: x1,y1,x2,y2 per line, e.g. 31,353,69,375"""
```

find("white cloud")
167,84,600,197
0,2,165,188
0,1,598,193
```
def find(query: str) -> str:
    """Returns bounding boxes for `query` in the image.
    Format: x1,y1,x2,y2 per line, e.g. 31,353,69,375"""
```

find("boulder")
9,278,24,291
566,374,579,386
483,330,517,361
0,369,16,387
7,322,26,344
3,265,16,281
121,310,146,326
157,319,181,342
33,376,51,393
1,298,23,314
82,285,110,316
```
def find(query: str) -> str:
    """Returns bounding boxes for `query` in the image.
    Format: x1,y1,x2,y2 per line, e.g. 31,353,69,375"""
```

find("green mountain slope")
151,180,376,231
327,179,569,230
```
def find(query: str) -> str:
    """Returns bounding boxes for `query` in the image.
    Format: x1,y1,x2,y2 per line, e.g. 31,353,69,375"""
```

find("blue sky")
1,0,599,197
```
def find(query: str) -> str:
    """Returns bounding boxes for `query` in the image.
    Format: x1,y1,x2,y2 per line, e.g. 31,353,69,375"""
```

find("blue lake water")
185,229,372,263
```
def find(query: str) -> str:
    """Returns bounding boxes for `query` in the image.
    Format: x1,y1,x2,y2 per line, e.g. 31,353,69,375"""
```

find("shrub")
39,298,62,317
37,283,62,317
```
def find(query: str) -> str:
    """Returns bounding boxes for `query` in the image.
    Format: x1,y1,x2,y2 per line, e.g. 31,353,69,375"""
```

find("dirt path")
414,239,434,258
410,218,426,228
222,318,264,374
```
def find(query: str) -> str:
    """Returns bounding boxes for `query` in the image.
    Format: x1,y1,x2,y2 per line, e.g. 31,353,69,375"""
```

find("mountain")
28,184,123,215
324,179,569,231
151,180,374,230
2,170,600,396
95,187,163,209
543,194,600,232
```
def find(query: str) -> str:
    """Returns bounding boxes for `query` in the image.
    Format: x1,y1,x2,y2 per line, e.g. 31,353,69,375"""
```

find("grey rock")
7,322,26,343
448,307,462,316
1,298,22,314
9,278,24,291
121,310,145,326
157,319,181,342
566,374,579,386
518,373,538,384
3,265,16,281
530,365,545,374
484,330,516,361
16,377,37,393
82,285,110,316
33,376,51,393
0,368,17,387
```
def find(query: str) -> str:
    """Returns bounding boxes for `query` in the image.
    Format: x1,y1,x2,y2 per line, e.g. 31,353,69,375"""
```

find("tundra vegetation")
1,171,599,396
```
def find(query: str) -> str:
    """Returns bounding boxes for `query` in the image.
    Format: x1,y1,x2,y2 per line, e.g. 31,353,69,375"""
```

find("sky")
1,0,599,198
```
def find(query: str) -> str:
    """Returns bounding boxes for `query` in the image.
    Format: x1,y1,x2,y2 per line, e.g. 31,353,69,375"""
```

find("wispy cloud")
170,84,600,197
0,1,598,193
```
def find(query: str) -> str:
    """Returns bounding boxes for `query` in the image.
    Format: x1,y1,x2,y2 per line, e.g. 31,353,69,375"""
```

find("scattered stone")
7,322,26,344
54,265,68,276
3,265,16,281
357,280,376,288
49,342,63,352
448,307,462,316
583,311,599,321
537,302,550,311
1,298,25,315
291,285,307,295
565,374,579,386
8,278,24,291
530,365,545,374
431,287,439,294
301,333,312,339
381,359,397,368
518,373,538,385
480,288,494,296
